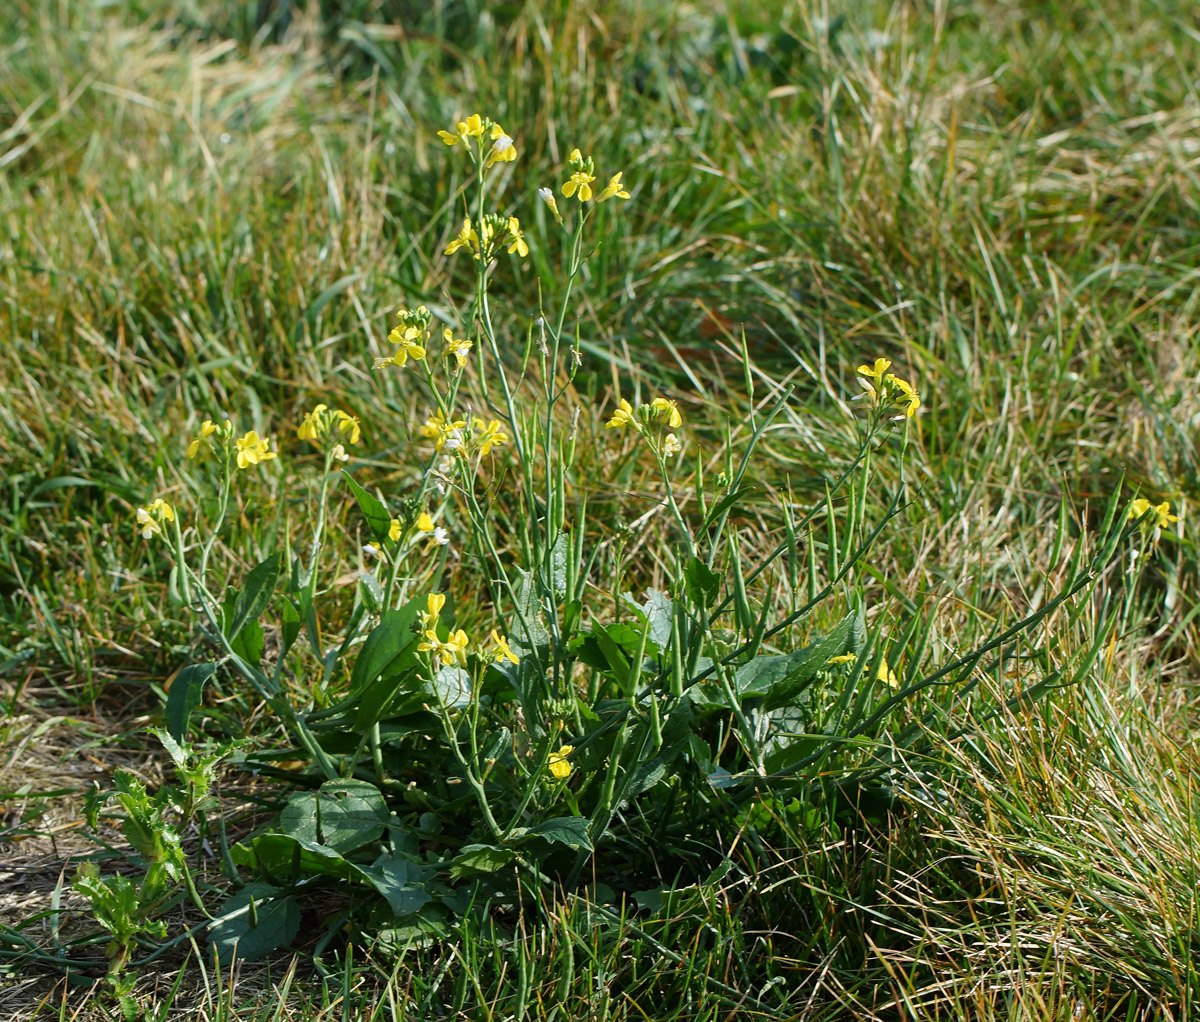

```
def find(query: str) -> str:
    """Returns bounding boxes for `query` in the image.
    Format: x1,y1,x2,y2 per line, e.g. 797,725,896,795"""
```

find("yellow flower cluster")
419,412,509,458
437,114,517,169
445,215,528,261
185,418,277,471
297,404,362,459
135,498,175,540
415,593,520,670
375,307,476,374
856,358,920,419
605,396,684,457
559,149,630,205
1128,498,1180,531
547,745,574,779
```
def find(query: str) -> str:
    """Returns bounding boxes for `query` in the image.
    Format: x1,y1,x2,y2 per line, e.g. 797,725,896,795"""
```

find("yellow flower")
134,498,175,540
485,132,517,168
562,170,595,201
826,653,857,666
186,419,216,459
460,114,485,138
885,374,920,418
376,335,426,369
389,518,403,543
418,628,469,669
596,172,631,202
443,328,472,370
473,417,509,457
444,218,479,257
547,745,574,779
235,431,276,470
505,217,529,257
334,410,362,446
1128,498,1180,530
649,397,683,429
421,410,468,452
876,661,900,689
488,629,519,665
297,404,329,442
437,129,460,146
423,592,446,631
416,511,435,532
605,398,638,431
662,433,682,458
857,357,892,382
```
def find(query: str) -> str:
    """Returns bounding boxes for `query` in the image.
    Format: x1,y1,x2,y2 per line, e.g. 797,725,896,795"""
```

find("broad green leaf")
683,557,721,609
164,662,219,741
524,816,593,850
280,779,388,853
449,844,518,880
227,554,281,642
624,589,674,648
208,884,299,963
762,616,858,711
350,602,421,695
431,665,471,708
280,599,301,657
358,855,432,918
344,472,392,541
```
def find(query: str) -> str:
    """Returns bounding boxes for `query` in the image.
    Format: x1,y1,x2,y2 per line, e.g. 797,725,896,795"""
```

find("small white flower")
492,134,515,156
431,527,450,546
538,186,554,204
331,443,350,463
363,543,382,560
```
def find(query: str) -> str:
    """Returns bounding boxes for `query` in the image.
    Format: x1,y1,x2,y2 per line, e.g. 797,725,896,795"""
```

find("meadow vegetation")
2,0,1200,1018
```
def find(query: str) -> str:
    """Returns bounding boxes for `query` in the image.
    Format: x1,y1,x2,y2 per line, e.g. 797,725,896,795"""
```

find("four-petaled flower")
650,397,683,429
423,592,446,631
135,498,175,540
445,218,479,257
505,217,529,257
547,745,574,779
1128,498,1180,531
444,329,472,370
473,418,510,457
885,374,920,418
297,404,329,442
421,410,468,452
489,629,519,665
186,419,216,459
605,398,638,431
235,431,276,470
662,433,682,457
334,410,362,445
596,172,631,202
438,113,486,147
562,169,595,201
418,628,469,669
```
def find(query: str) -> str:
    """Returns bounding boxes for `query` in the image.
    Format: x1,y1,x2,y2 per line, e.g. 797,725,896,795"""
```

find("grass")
3,0,1200,1018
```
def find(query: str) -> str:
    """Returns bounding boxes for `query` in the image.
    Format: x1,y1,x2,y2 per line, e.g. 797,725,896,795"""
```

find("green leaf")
164,662,219,741
280,779,388,853
449,844,518,880
344,473,392,542
549,533,569,598
352,600,422,727
431,665,471,708
228,554,281,642
627,589,674,648
524,816,593,850
208,884,300,963
280,600,301,657
683,557,722,609
702,485,757,529
358,855,432,918
762,616,858,712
